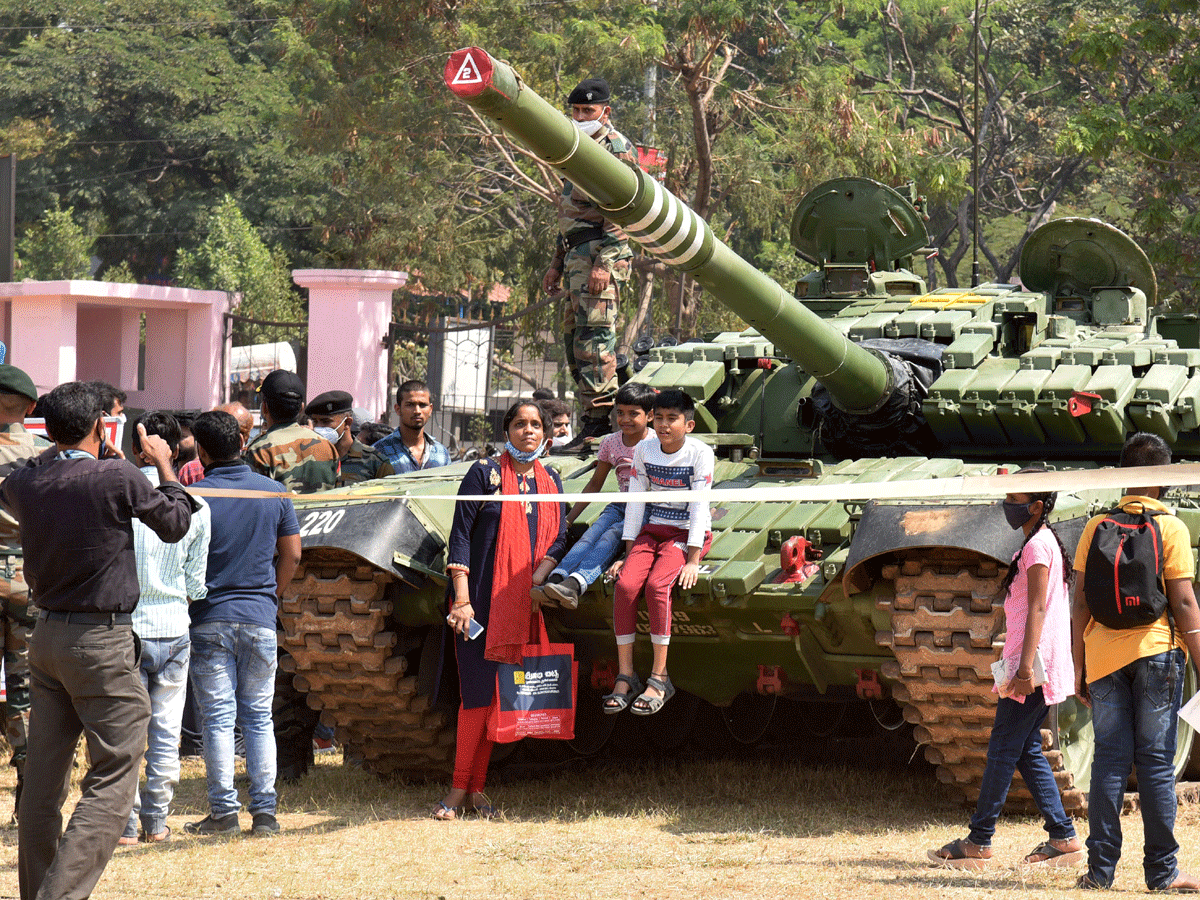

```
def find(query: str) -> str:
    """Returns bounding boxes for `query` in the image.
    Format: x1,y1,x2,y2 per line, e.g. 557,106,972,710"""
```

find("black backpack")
1084,503,1170,629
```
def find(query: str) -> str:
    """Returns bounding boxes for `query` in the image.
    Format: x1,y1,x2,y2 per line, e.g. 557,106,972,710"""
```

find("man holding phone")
1,381,193,900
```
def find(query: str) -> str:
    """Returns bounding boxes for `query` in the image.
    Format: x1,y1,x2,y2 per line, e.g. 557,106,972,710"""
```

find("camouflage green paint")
0,558,35,769
563,241,628,417
336,440,394,487
246,423,339,494
0,423,48,773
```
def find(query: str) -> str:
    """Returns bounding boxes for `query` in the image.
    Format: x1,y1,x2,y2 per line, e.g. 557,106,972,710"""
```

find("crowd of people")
0,366,471,900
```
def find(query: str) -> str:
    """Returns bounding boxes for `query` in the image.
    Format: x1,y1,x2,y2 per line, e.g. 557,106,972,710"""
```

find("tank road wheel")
876,551,1087,815
278,555,456,780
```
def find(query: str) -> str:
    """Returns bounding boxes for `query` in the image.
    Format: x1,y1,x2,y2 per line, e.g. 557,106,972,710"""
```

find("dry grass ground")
1,744,1198,900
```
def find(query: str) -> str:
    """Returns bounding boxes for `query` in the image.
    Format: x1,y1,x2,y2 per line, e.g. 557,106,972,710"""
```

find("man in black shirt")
0,382,192,900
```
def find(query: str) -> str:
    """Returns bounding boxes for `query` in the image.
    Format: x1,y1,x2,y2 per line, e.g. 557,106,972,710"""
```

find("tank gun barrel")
444,48,893,415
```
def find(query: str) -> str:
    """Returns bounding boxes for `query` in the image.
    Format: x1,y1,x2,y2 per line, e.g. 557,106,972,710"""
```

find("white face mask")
574,118,603,137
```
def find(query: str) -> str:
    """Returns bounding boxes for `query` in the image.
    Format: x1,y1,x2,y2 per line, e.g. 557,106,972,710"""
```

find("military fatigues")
336,440,394,487
245,422,339,494
0,423,50,776
551,123,635,424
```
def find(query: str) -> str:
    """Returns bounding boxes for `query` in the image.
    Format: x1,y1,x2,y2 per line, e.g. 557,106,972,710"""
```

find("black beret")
306,390,354,418
568,78,611,105
0,365,38,403
259,369,305,401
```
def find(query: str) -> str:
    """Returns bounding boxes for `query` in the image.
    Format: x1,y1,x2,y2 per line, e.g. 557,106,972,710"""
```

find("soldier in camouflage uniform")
245,370,339,493
0,365,50,820
542,77,635,441
305,390,394,487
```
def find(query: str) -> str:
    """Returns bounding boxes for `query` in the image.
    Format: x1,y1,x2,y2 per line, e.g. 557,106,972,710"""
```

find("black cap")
306,390,354,418
568,78,610,105
0,365,38,404
259,369,305,402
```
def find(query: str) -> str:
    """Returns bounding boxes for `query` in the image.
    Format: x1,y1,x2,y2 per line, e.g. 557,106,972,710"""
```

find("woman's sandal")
631,673,675,716
926,838,994,870
431,801,461,821
602,673,642,714
1022,840,1084,868
469,794,498,820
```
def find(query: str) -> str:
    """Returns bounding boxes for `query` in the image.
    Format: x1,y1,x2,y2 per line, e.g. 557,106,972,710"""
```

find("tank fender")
843,501,1022,596
293,498,446,579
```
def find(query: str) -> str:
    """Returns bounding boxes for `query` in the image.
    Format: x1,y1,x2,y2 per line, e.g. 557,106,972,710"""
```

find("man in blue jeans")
120,411,211,845
186,411,301,837
1072,433,1200,890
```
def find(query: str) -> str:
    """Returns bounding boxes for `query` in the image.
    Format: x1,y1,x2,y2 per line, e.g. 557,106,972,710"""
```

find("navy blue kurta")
446,457,567,709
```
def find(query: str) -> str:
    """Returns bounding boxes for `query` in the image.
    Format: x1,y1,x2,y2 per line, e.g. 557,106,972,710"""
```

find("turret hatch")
790,177,929,270
1019,217,1157,309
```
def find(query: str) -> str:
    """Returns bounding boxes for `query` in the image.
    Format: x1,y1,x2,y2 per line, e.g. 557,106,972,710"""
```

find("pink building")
0,280,231,409
0,270,408,419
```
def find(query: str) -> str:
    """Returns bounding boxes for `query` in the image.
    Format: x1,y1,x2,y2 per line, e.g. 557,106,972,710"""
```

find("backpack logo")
1084,505,1169,629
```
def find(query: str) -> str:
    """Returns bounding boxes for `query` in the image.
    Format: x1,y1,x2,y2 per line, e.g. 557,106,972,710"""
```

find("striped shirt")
622,436,714,548
132,467,211,639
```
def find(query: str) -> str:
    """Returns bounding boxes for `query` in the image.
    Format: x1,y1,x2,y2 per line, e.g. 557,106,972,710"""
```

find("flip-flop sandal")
926,838,993,870
602,673,642,714
470,795,499,819
431,801,461,821
631,674,675,716
141,825,172,844
1022,840,1084,868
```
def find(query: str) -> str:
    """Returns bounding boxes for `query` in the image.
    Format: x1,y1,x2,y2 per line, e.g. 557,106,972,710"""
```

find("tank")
277,47,1200,812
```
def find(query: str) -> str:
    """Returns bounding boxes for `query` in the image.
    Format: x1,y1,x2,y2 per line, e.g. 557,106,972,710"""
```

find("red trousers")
613,523,711,643
452,705,493,793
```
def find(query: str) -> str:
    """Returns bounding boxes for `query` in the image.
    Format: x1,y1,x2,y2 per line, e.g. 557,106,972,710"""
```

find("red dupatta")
484,452,560,664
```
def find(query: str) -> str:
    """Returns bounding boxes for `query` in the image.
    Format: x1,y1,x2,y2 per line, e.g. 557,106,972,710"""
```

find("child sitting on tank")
533,382,655,611
603,388,713,716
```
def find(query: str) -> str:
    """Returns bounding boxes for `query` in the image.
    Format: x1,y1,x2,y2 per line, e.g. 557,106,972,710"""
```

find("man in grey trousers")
0,382,193,900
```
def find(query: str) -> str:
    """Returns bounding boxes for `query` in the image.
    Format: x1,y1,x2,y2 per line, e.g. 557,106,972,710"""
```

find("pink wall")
0,280,231,408
295,269,407,419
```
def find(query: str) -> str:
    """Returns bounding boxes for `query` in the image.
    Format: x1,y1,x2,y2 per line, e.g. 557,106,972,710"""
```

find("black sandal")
926,838,993,869
602,673,642,714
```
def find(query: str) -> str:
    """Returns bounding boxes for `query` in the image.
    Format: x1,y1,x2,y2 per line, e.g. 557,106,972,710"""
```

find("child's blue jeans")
551,502,625,589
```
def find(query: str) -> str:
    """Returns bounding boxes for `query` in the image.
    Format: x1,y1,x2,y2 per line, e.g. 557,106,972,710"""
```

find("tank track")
278,554,455,779
876,551,1086,815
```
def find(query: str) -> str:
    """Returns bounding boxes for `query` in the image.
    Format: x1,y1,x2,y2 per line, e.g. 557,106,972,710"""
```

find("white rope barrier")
187,462,1200,505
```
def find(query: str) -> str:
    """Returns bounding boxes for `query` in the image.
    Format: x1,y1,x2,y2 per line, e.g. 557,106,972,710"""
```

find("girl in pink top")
929,472,1082,870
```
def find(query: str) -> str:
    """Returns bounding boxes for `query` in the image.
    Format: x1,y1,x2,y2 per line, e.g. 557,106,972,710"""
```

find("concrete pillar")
142,308,188,409
295,269,407,419
77,305,140,390
8,292,76,394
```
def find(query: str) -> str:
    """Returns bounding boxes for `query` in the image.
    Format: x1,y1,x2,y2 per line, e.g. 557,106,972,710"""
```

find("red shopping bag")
487,611,577,743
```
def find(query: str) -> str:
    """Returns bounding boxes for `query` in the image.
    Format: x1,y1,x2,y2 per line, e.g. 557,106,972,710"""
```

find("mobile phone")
446,614,485,641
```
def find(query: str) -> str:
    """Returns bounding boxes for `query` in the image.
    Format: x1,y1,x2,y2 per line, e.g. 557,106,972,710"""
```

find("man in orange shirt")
1072,433,1200,891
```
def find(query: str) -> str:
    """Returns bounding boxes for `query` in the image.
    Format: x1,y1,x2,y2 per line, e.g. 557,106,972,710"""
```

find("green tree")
0,0,330,279
15,202,94,280
176,195,301,344
1057,0,1200,301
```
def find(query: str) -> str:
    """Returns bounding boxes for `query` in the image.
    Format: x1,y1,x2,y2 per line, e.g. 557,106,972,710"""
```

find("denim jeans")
189,622,278,818
968,686,1075,847
1086,648,1184,889
552,503,625,589
123,634,190,838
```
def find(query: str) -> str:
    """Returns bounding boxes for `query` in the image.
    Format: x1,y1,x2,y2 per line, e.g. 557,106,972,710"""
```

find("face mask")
504,440,545,463
313,426,339,444
574,118,603,137
1002,501,1032,530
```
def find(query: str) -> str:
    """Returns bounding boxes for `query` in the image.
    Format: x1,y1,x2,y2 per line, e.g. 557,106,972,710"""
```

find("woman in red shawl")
434,401,567,819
